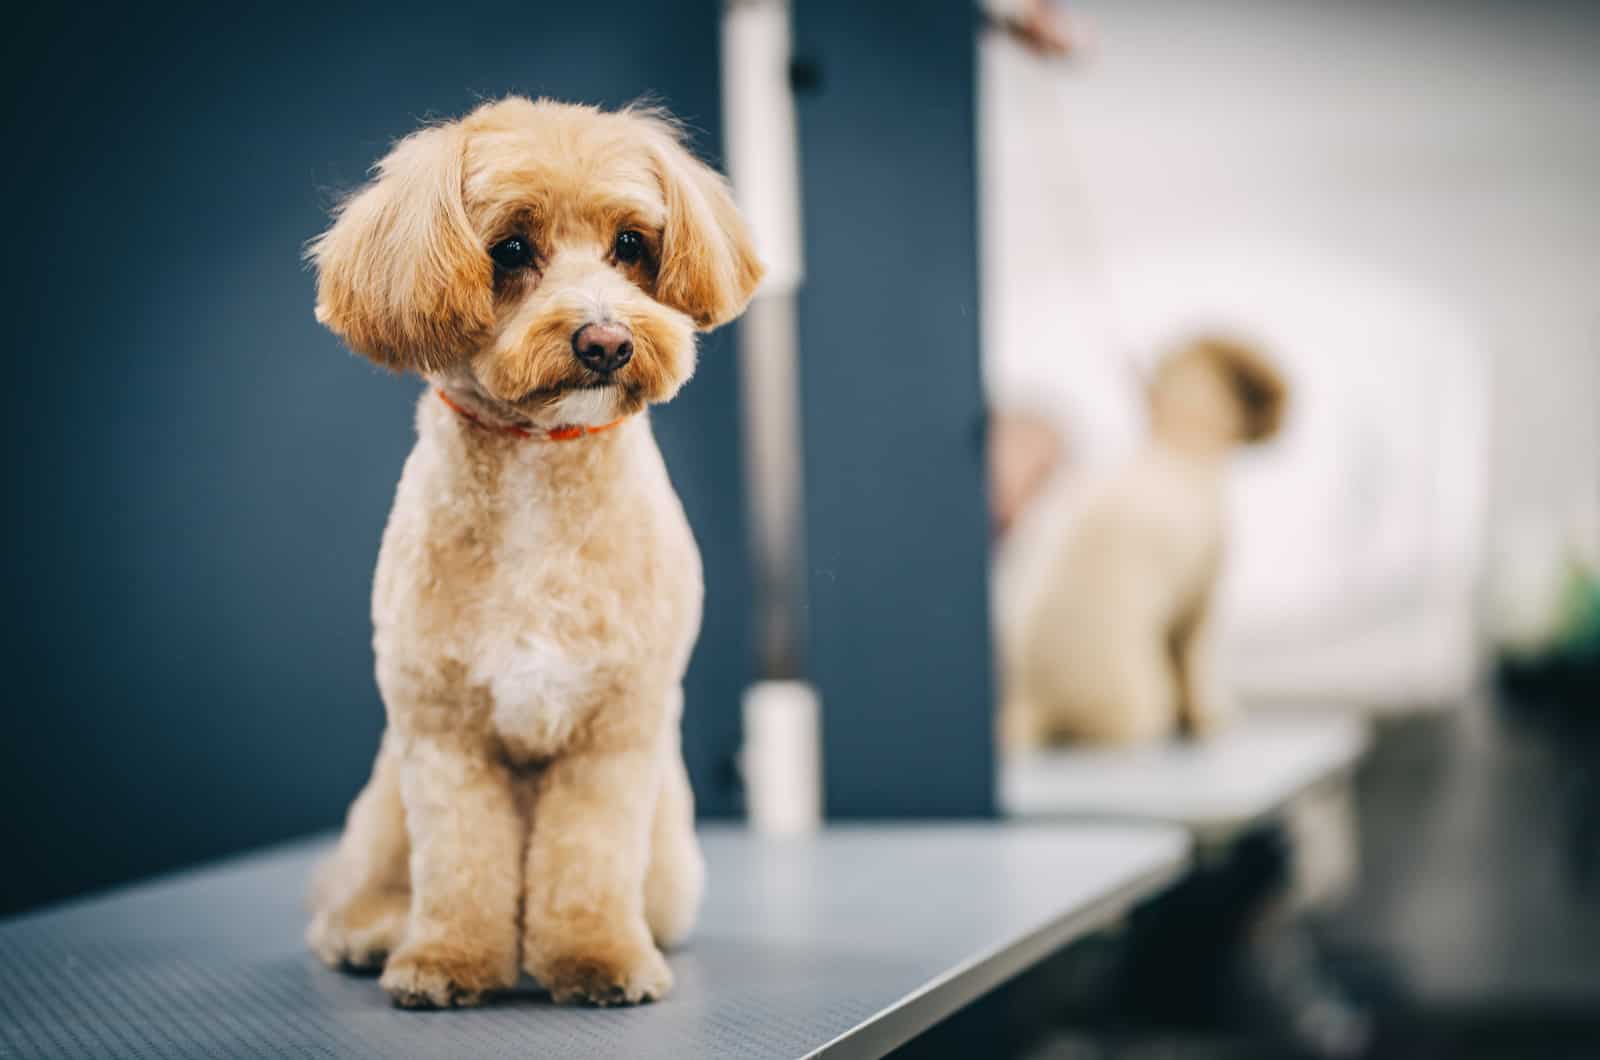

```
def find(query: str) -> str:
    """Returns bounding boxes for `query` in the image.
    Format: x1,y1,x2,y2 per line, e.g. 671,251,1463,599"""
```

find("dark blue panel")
0,0,746,915
792,2,995,817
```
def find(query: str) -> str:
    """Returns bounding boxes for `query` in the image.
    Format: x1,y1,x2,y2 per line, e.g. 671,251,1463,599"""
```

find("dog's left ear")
641,117,765,330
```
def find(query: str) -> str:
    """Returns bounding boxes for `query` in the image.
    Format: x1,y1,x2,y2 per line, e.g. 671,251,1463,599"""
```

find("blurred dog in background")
1000,336,1287,748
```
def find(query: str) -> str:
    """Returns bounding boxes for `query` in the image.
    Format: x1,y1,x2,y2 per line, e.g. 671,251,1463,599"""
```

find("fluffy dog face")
1149,336,1288,450
310,98,763,428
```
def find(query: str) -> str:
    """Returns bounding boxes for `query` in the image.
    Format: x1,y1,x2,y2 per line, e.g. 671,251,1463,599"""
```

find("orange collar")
436,389,628,442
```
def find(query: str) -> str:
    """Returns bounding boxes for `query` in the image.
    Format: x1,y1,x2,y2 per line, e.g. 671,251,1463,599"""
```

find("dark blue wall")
793,2,996,817
0,1,747,915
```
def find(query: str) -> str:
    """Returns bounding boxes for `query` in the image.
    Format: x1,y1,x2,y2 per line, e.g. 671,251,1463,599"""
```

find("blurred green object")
1499,556,1600,702
1553,559,1600,662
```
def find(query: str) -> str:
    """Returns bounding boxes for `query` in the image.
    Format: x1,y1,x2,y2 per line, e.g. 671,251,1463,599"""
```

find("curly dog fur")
303,97,762,1008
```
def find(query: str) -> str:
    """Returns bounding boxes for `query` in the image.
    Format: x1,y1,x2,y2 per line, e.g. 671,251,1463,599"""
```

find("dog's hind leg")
307,730,411,972
1063,627,1181,745
1000,688,1054,752
644,715,705,949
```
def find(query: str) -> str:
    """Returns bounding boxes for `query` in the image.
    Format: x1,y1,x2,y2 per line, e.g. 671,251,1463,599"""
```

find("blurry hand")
998,0,1093,60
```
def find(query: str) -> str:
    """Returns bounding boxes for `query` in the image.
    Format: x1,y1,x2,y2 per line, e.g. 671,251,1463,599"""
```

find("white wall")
985,0,1600,543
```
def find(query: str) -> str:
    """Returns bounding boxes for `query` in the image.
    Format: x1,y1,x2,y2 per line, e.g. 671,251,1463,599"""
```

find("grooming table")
1002,712,1371,840
0,824,1188,1060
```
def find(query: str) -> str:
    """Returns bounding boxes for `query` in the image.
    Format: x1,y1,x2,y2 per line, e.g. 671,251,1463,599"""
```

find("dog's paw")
306,891,408,972
379,942,517,1009
530,939,674,1006
1184,692,1238,740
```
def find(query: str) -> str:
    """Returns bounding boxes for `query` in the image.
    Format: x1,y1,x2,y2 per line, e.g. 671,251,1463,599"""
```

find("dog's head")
1148,335,1288,450
309,98,763,428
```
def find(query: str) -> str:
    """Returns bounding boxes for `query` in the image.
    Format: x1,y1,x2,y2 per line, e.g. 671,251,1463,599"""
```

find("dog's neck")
1151,421,1236,462
1146,434,1233,494
416,384,646,484
431,383,629,443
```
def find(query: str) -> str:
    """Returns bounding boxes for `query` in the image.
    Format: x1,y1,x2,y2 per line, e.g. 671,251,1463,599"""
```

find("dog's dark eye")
613,230,645,264
489,236,533,270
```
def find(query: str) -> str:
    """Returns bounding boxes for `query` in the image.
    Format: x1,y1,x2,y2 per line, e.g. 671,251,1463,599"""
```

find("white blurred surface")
741,679,822,834
985,0,1599,531
1002,711,1370,837
982,1,1600,706
721,0,803,294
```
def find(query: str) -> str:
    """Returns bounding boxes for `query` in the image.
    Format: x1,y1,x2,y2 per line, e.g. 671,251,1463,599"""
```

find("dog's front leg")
379,735,523,1009
523,734,671,1005
1174,590,1236,738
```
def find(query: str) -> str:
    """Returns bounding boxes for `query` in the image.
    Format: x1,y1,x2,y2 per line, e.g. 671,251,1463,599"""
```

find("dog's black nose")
571,322,634,373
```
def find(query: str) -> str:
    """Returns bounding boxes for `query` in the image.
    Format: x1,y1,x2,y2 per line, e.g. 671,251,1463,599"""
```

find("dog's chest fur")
371,399,700,764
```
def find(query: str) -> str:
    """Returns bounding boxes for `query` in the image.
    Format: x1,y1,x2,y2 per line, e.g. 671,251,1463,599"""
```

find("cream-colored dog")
303,98,762,1009
1001,337,1286,748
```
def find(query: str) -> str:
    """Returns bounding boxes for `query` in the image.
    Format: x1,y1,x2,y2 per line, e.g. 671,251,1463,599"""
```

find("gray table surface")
0,823,1188,1060
1002,712,1371,837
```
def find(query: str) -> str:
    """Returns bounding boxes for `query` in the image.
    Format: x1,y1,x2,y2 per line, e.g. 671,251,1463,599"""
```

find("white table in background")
1002,712,1371,841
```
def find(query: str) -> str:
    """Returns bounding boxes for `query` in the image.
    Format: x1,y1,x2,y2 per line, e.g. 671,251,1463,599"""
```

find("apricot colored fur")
305,98,762,1008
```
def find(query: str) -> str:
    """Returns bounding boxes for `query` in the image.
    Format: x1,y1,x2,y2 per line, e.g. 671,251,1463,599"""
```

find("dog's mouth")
519,377,619,403
514,376,651,415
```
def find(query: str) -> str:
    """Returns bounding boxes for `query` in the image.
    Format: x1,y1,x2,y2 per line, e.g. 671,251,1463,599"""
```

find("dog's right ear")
308,124,493,373
1196,336,1289,443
